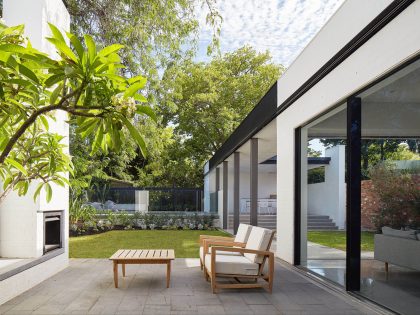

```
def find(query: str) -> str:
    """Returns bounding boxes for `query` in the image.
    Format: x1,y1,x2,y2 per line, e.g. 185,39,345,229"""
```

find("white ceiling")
308,60,420,139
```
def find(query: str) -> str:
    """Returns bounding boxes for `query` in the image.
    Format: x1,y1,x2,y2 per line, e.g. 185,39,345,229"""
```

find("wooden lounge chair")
199,223,252,270
204,226,275,293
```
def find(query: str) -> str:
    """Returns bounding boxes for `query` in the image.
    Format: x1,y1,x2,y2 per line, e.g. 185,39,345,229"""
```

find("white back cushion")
234,224,252,243
244,226,273,264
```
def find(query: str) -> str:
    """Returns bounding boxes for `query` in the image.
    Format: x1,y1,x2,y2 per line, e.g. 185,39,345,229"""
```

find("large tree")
65,0,221,81
159,46,284,162
65,0,223,191
70,46,283,189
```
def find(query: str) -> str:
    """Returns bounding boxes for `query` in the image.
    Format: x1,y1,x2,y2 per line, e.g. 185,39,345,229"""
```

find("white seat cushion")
205,252,259,276
200,246,240,261
244,226,273,264
234,224,252,243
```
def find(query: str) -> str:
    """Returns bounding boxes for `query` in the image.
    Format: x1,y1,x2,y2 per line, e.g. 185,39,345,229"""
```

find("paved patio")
0,258,381,315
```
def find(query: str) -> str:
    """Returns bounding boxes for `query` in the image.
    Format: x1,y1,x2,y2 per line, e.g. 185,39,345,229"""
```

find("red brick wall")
361,175,420,230
361,180,380,230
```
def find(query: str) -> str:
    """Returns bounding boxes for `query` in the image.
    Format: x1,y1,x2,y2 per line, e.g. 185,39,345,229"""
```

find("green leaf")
0,44,28,54
2,177,12,190
45,74,65,87
124,81,146,98
98,44,124,57
120,115,147,157
40,115,49,130
136,105,157,122
0,83,4,100
50,83,63,105
45,182,52,202
56,174,70,186
77,118,98,133
128,76,146,85
33,183,43,202
66,32,84,59
5,157,28,175
18,64,40,84
48,23,66,43
133,93,147,102
84,34,97,63
46,37,78,63
91,123,104,155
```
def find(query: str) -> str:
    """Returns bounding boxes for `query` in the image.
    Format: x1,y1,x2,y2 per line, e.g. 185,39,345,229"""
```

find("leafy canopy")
159,46,284,162
0,22,154,202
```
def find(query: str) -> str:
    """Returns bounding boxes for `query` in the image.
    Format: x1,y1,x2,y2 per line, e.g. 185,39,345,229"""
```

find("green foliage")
69,197,96,224
70,210,216,236
308,167,325,184
70,46,283,189
369,162,420,230
0,22,153,202
307,147,322,157
321,139,420,179
157,46,283,180
66,0,222,82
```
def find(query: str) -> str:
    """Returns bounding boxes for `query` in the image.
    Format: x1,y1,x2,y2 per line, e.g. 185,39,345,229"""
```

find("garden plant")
0,22,154,204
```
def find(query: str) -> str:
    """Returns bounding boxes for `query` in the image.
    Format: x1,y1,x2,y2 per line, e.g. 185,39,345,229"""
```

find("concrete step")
307,214,338,230
308,218,333,223
308,215,330,219
308,222,336,227
308,227,337,231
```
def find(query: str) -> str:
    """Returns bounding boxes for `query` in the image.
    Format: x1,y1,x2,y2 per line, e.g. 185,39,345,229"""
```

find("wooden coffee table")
110,249,175,288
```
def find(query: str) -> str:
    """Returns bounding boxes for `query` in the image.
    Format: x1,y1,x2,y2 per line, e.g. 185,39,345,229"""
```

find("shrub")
370,162,420,230
69,210,217,236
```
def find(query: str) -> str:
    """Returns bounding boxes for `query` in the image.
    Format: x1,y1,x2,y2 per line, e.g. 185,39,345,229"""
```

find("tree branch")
0,87,81,164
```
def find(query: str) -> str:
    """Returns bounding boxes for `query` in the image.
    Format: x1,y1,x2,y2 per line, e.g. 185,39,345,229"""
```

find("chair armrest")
211,246,273,257
199,235,234,246
203,240,246,255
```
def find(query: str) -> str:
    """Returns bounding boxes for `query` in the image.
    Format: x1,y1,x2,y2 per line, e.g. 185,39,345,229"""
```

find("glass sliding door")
356,58,420,314
300,104,348,286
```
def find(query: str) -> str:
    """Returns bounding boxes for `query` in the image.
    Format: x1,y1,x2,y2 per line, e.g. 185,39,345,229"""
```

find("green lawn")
307,231,374,251
69,229,231,258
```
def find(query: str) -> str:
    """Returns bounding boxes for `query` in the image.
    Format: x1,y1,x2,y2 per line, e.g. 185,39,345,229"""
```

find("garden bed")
70,211,218,236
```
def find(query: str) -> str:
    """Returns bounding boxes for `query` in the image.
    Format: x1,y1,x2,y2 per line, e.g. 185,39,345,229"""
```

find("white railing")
239,198,277,215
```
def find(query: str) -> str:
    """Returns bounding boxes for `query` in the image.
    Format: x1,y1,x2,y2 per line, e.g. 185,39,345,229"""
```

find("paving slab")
0,258,382,315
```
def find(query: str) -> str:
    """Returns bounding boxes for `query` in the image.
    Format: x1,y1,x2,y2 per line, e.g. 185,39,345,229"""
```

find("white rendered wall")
203,162,210,212
0,0,70,259
276,0,420,263
307,146,346,229
0,254,68,305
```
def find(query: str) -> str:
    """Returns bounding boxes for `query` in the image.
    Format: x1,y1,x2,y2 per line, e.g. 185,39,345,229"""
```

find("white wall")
307,146,346,229
0,253,68,305
0,0,70,259
203,162,210,212
276,0,420,263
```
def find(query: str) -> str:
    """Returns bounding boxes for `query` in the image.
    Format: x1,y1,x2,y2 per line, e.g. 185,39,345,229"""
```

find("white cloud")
196,0,344,67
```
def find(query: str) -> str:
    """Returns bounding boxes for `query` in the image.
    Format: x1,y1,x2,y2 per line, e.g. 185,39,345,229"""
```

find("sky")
196,0,344,67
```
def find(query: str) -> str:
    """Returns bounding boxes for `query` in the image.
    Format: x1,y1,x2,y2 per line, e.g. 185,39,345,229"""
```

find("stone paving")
0,258,381,315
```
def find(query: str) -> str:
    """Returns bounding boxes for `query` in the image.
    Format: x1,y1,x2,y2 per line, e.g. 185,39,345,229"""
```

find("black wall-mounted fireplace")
43,210,63,254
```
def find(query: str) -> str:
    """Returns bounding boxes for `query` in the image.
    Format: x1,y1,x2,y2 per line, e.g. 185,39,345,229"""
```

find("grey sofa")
374,233,420,272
